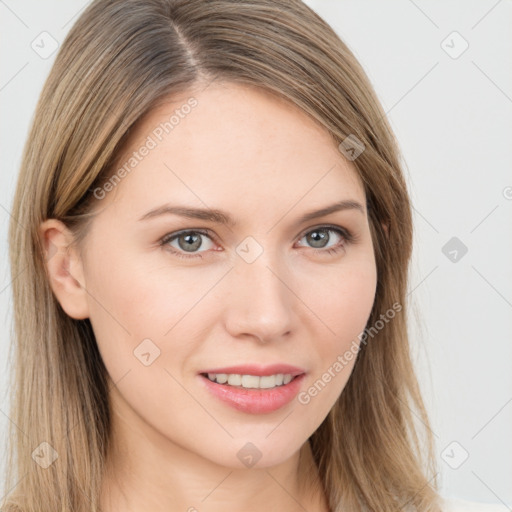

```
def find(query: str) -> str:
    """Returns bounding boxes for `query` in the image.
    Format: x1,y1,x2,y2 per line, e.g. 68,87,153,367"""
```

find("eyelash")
158,225,356,260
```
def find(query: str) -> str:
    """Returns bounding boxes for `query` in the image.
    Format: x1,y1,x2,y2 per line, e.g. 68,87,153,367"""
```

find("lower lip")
199,374,306,414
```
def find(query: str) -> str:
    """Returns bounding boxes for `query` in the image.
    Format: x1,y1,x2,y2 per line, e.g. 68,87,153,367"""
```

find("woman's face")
64,82,377,469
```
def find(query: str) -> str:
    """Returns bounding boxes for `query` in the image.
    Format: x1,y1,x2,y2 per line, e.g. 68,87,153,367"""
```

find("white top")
442,497,510,512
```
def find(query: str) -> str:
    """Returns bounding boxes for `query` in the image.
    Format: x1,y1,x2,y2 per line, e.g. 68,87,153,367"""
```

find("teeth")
259,375,277,388
227,374,242,386
242,374,260,388
205,372,295,389
215,373,228,384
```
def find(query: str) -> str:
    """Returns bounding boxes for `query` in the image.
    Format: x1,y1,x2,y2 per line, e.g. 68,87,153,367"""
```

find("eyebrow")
138,199,365,227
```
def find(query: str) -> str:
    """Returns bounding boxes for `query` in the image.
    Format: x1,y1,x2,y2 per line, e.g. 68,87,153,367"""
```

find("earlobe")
38,219,90,320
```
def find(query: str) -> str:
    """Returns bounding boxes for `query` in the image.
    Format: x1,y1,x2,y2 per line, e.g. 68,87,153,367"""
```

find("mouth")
198,363,305,389
197,364,307,414
200,372,301,390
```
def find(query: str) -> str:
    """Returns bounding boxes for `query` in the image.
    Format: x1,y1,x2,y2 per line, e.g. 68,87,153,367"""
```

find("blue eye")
159,225,354,260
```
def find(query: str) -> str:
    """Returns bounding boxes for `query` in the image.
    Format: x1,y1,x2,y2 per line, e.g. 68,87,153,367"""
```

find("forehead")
102,82,365,219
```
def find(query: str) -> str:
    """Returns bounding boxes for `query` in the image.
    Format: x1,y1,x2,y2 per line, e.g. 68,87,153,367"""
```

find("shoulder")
441,497,510,512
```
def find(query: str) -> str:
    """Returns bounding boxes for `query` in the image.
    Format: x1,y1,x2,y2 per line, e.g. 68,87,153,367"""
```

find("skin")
40,81,378,512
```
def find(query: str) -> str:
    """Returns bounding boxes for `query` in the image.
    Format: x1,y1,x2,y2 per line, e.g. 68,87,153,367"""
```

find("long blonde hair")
3,0,441,510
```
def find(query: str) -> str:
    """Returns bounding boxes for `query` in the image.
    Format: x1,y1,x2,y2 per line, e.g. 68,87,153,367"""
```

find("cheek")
303,261,377,390
335,266,377,336
310,259,377,348
84,253,217,376
84,261,206,434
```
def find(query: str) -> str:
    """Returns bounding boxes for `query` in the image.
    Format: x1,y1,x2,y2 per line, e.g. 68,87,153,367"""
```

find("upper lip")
199,364,306,377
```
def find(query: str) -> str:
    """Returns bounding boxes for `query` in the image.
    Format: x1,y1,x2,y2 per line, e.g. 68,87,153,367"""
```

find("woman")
3,1,502,511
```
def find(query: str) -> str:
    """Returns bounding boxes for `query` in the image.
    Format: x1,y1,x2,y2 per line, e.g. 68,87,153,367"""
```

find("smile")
203,372,294,389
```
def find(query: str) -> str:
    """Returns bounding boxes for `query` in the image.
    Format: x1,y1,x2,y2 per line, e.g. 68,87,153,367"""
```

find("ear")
38,219,90,320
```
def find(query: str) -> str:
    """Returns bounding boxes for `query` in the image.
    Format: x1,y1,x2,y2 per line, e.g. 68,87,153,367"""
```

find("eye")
159,229,216,259
159,225,355,260
296,225,354,256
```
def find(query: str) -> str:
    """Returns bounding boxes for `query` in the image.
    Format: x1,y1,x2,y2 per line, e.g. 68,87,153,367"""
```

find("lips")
197,363,307,414
199,372,305,414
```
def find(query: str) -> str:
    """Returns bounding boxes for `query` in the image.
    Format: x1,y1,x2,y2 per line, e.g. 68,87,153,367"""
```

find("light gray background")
1,0,511,506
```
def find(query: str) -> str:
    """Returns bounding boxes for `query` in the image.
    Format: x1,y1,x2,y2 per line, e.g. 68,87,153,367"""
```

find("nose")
223,250,295,344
